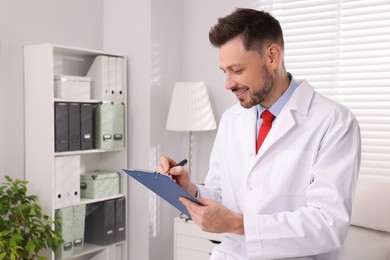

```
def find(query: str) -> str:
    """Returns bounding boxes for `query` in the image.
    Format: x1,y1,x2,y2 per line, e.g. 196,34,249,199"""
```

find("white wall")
103,1,152,259
150,0,184,260
0,0,103,180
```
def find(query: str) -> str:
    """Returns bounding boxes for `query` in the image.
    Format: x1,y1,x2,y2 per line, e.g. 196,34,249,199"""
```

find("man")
158,8,361,259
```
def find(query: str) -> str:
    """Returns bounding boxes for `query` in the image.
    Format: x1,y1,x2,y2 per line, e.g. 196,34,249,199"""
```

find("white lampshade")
166,82,216,131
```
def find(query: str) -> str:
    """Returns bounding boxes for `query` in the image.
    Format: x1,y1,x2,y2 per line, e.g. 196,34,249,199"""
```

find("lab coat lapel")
256,107,295,157
256,80,314,158
235,106,257,156
234,80,314,173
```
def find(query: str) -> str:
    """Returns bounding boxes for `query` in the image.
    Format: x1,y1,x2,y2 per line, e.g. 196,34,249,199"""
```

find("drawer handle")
209,239,221,244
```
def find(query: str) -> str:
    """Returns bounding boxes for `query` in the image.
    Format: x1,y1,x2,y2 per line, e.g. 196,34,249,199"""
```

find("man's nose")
225,75,238,90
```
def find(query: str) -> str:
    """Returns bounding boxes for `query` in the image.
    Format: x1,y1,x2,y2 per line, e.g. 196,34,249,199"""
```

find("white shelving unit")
24,43,128,260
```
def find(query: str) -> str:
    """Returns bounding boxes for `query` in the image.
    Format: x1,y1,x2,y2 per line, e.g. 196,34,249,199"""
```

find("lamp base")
188,131,193,176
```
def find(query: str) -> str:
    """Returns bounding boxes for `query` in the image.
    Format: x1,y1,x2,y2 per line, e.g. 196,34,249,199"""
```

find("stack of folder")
84,197,126,245
55,199,125,258
54,102,96,152
87,55,125,101
54,101,125,152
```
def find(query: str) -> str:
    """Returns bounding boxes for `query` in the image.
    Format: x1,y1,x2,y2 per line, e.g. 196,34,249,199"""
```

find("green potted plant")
0,176,63,260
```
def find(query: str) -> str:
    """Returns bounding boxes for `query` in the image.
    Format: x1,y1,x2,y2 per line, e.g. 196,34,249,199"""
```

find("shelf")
55,194,126,210
52,44,124,58
55,148,125,157
71,243,105,258
53,98,101,103
70,241,126,259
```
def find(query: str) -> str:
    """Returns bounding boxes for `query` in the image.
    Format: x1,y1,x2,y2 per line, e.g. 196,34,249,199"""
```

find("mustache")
230,85,248,92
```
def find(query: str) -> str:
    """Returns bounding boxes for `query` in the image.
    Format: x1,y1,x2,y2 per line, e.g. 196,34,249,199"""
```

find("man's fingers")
179,197,190,206
179,197,202,220
180,197,210,212
179,197,199,210
169,166,183,176
196,197,212,205
158,156,176,173
160,159,170,172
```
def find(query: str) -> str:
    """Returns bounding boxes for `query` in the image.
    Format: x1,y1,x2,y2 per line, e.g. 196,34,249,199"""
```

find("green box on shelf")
80,171,120,199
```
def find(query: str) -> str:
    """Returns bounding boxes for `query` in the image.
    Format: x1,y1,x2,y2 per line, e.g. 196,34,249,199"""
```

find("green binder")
112,102,125,149
94,101,125,150
55,207,73,259
72,204,86,254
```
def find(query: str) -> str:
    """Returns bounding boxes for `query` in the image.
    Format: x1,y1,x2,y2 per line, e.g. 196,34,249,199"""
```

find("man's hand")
179,197,244,235
156,156,197,197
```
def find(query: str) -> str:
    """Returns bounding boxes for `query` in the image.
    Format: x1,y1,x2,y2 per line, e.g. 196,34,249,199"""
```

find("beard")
241,66,274,109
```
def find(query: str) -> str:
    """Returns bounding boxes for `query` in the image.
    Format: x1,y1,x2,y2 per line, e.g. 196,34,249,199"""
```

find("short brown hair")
209,8,284,54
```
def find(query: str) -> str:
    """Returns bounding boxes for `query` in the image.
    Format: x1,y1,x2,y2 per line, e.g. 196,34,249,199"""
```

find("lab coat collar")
287,79,314,116
234,80,315,161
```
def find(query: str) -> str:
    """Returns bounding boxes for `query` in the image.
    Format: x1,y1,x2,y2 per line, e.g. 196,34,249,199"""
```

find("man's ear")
267,44,282,69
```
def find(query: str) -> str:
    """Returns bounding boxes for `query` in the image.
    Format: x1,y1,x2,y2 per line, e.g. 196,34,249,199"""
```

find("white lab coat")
197,80,361,260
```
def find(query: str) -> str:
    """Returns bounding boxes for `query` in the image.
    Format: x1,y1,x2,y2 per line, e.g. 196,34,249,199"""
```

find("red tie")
256,110,275,153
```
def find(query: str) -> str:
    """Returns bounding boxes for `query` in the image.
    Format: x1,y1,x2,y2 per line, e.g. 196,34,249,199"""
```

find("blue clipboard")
122,168,203,217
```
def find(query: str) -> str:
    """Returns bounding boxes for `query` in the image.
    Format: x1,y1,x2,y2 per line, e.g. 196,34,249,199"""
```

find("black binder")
68,103,81,151
115,197,126,242
85,200,115,245
55,102,69,152
80,103,96,150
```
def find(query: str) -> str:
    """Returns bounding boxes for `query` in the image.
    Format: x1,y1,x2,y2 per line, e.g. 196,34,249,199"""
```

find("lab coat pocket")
270,150,315,195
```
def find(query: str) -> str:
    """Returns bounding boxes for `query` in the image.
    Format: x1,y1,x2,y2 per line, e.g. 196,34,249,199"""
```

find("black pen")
157,159,187,175
175,159,188,167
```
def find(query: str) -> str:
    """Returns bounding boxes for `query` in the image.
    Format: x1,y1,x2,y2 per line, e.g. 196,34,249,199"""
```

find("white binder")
87,55,110,100
108,56,117,100
115,57,125,101
54,155,80,208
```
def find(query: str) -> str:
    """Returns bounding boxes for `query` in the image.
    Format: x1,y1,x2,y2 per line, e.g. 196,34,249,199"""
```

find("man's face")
219,36,274,109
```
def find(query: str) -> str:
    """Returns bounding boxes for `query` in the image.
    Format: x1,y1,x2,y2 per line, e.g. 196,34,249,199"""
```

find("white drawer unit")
174,217,224,260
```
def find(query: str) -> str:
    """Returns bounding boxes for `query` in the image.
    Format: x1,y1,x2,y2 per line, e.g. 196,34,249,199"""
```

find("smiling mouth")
233,89,248,99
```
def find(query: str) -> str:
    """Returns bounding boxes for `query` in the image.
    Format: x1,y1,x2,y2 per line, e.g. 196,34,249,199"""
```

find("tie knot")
261,110,275,123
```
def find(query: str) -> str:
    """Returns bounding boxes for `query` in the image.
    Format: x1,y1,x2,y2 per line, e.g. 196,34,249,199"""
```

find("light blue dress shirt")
256,73,298,138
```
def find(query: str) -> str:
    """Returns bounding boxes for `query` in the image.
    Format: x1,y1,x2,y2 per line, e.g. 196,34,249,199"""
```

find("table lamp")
166,82,216,175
